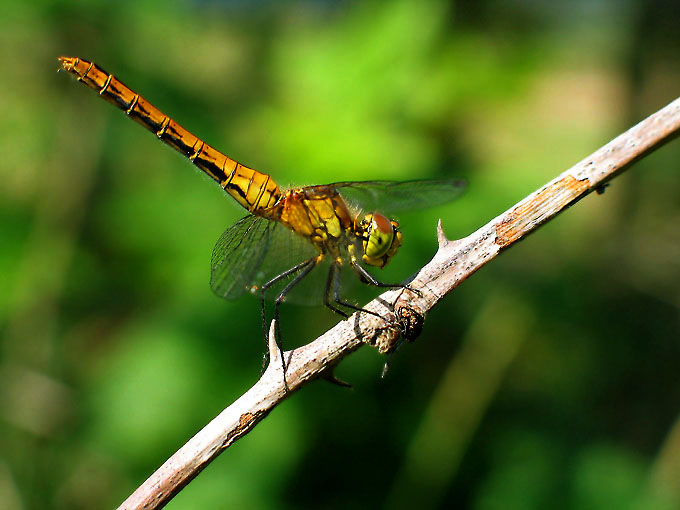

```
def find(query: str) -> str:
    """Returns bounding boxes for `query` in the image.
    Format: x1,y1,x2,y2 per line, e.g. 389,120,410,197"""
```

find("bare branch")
117,97,680,510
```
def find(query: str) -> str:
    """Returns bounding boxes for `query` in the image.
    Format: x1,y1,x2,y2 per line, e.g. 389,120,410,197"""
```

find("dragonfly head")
357,212,402,268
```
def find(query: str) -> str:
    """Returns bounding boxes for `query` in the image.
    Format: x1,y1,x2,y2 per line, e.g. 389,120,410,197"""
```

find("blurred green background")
1,0,679,508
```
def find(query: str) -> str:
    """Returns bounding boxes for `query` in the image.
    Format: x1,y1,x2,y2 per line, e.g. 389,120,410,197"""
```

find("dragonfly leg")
350,259,404,289
272,258,319,340
323,262,351,319
259,256,320,372
350,260,423,298
323,260,385,321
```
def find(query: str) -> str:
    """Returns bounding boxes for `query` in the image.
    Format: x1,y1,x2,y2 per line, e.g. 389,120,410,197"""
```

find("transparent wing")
211,214,274,300
211,214,322,304
211,179,464,305
331,178,466,214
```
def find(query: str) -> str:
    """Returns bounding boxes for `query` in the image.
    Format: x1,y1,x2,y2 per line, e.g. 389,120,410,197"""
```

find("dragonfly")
58,56,464,357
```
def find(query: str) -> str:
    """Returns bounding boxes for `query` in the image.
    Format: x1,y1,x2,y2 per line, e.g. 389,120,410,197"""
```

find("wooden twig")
117,97,680,510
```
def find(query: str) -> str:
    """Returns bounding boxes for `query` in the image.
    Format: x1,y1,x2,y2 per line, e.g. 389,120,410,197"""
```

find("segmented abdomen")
58,56,281,213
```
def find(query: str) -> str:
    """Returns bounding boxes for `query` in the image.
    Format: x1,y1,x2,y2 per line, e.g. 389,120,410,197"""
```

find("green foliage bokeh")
1,1,679,509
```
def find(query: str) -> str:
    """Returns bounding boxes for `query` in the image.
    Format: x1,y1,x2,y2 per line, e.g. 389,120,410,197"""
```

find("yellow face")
357,213,402,268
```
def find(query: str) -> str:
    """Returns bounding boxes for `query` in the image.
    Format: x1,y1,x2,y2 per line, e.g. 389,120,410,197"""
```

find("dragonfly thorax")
355,213,402,268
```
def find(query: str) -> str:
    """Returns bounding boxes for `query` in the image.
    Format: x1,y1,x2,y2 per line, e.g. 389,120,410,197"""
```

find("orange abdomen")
58,56,281,213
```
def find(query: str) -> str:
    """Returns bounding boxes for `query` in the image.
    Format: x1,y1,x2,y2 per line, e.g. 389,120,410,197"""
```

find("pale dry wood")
118,96,680,510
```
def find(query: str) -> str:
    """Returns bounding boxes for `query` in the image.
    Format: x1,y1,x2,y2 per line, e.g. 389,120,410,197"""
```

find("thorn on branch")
267,320,281,366
595,183,610,195
437,219,449,247
263,320,289,391
321,370,353,388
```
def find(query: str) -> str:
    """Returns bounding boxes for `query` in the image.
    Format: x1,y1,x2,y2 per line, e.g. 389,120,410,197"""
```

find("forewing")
333,178,466,214
211,215,274,300
211,214,322,304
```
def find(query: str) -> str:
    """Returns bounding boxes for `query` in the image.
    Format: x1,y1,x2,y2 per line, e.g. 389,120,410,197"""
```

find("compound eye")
364,213,394,260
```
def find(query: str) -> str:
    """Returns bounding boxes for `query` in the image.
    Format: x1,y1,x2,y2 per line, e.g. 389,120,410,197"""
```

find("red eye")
372,213,392,234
